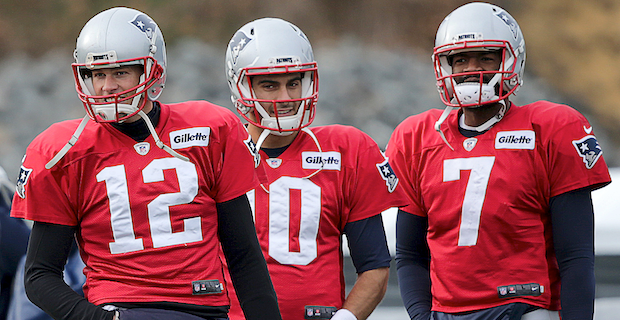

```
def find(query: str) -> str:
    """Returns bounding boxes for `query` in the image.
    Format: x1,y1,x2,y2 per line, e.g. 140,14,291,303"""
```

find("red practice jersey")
386,101,611,313
226,125,406,320
11,101,258,307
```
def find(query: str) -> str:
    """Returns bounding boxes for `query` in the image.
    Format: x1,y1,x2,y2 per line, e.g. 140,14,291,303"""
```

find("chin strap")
45,115,90,169
434,106,458,151
254,127,324,194
301,127,324,180
434,101,508,151
45,109,189,170
254,129,272,194
254,128,272,153
137,110,189,162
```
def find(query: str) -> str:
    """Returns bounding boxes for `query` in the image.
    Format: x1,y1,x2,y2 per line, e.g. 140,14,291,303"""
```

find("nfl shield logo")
266,158,282,169
463,138,478,152
134,142,151,156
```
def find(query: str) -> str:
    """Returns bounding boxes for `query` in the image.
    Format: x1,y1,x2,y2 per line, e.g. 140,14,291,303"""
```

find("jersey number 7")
444,156,495,246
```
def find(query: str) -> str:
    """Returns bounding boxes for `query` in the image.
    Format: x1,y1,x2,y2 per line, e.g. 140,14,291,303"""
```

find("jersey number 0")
248,176,321,265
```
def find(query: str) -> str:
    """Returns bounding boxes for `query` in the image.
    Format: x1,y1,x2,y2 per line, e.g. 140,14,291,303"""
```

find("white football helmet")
72,7,167,123
45,7,186,170
225,17,318,136
433,2,526,108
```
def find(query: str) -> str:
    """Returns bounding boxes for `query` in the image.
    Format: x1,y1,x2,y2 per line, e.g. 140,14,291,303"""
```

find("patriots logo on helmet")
376,158,398,193
572,135,603,169
129,14,157,41
16,165,33,199
494,10,518,40
229,31,252,65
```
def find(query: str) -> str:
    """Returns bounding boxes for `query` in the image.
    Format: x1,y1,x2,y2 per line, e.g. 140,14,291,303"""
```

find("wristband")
331,309,357,320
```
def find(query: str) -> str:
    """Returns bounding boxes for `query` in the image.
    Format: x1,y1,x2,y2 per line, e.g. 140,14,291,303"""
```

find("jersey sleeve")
344,128,408,223
385,118,427,217
11,123,80,225
210,112,259,203
540,104,611,197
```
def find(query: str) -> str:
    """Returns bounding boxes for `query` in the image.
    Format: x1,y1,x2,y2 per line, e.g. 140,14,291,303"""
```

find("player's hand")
331,309,357,320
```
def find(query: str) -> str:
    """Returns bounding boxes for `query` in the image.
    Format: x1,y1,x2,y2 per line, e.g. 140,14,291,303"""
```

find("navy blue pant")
432,303,531,320
118,308,227,320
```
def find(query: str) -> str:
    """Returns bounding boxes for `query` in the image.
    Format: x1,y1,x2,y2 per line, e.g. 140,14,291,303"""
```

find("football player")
0,165,29,320
10,7,280,320
386,2,612,320
223,18,407,320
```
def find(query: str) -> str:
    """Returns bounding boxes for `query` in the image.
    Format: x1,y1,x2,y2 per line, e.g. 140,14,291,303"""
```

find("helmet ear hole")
79,68,92,79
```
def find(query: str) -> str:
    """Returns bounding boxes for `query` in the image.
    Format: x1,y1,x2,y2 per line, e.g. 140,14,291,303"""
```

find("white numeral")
98,165,144,254
443,157,495,246
249,176,321,265
97,158,201,254
144,158,201,248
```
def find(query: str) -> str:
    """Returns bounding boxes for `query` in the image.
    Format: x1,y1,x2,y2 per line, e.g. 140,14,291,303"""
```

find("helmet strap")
137,110,189,162
45,115,91,169
434,106,458,151
300,127,324,179
254,128,272,153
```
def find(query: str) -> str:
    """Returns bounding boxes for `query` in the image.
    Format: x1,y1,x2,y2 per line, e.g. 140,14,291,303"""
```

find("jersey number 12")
97,158,202,254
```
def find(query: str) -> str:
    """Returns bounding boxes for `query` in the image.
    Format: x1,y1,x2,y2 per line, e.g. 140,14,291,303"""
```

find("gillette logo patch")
170,127,211,149
302,152,341,170
495,130,535,150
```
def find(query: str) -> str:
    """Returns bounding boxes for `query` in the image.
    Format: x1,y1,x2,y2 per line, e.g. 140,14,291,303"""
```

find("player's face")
249,73,303,121
91,65,143,97
90,65,146,122
450,51,502,84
